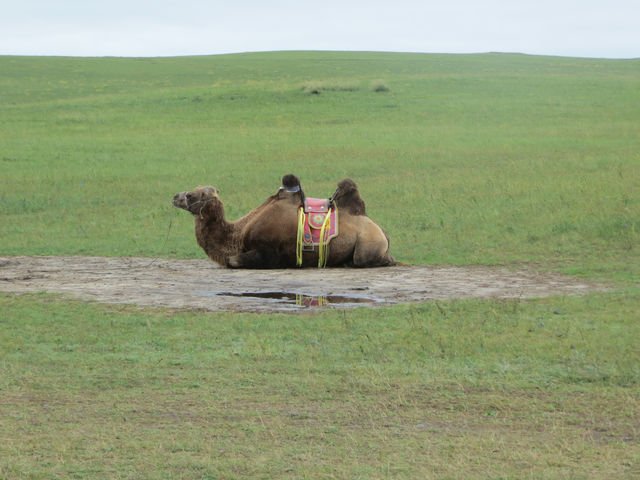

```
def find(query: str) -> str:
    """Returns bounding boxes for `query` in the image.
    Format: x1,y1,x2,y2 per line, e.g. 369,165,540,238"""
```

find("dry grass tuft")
371,79,390,92
302,81,360,94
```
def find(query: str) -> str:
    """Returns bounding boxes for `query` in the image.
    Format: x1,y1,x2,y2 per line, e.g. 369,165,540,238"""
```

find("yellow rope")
317,207,332,268
297,205,337,268
296,207,305,266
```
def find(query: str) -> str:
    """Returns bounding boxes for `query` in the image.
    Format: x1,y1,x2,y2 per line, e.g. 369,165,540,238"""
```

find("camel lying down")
172,174,395,268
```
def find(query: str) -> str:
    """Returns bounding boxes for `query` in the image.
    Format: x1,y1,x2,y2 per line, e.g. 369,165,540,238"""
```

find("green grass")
1,52,639,280
1,292,638,479
1,51,639,478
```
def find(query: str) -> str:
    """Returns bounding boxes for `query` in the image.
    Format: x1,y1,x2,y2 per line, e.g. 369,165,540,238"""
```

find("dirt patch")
0,256,606,313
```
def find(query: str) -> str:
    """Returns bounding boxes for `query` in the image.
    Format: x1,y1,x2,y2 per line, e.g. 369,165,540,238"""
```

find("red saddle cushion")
303,198,331,213
299,198,339,246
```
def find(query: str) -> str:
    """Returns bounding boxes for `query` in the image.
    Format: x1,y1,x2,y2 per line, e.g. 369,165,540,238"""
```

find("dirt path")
0,256,606,313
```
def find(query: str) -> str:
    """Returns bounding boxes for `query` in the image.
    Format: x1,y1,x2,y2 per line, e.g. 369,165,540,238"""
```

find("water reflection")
204,291,381,308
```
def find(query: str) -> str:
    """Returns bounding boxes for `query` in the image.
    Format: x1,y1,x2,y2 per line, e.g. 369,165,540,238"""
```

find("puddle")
195,290,384,308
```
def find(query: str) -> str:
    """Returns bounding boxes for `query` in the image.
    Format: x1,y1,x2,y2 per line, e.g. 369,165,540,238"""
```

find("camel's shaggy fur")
172,175,395,268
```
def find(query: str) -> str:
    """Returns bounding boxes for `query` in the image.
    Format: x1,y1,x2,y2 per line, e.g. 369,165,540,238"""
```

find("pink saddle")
299,198,339,247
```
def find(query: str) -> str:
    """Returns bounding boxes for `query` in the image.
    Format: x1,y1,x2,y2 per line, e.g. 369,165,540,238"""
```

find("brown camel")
172,174,395,268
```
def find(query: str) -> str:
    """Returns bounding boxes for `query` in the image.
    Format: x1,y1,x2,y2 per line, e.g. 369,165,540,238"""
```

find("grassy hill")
1,52,639,479
1,51,639,278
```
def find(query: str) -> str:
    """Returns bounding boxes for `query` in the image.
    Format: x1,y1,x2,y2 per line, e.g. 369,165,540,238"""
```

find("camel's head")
172,186,220,215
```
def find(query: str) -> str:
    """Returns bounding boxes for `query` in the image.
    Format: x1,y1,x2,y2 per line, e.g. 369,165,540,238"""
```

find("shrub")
371,79,390,92
302,81,360,94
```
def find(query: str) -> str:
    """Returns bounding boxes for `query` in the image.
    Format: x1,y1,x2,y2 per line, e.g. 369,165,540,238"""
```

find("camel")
172,174,395,268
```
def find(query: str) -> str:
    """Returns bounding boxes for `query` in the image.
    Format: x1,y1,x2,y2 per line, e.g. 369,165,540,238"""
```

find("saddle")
296,197,339,267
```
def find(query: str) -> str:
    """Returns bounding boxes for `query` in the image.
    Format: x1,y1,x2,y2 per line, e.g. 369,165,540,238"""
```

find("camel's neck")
193,194,281,266
194,202,239,266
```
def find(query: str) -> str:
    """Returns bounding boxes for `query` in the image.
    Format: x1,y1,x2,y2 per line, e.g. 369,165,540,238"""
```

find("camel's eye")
186,193,194,202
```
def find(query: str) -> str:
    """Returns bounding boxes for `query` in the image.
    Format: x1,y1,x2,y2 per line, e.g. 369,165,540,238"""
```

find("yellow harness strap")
296,207,305,266
296,206,335,268
317,208,332,268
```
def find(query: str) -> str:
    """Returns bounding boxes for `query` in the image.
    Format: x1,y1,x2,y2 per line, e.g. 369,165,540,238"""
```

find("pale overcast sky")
1,0,638,58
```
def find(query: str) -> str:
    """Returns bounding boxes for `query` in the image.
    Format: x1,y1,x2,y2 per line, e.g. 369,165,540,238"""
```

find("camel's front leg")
227,248,289,269
226,250,266,269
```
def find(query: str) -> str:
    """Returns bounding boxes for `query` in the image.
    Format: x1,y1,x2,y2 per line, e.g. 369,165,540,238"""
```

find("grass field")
1,51,639,478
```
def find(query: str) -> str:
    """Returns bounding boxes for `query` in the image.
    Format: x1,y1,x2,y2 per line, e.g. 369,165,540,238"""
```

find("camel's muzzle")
172,192,189,210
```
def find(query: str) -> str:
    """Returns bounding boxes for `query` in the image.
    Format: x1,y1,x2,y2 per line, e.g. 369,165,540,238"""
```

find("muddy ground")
0,255,607,313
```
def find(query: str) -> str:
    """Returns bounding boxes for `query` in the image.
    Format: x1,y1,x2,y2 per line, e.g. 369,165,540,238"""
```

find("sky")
1,0,639,59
